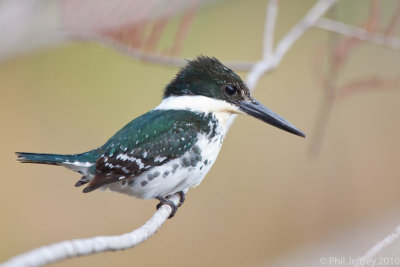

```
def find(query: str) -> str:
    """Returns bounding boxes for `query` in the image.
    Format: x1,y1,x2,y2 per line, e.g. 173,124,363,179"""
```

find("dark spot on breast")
121,180,126,186
163,170,170,178
141,180,148,186
204,159,208,166
153,171,160,178
181,157,190,167
128,179,135,186
172,163,179,173
190,155,199,167
192,145,201,154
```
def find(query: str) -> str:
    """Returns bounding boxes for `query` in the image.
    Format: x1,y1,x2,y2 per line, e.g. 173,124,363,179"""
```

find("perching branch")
354,223,400,267
0,194,181,267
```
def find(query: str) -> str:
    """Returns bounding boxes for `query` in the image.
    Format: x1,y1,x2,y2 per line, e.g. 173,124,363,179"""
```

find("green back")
82,109,218,192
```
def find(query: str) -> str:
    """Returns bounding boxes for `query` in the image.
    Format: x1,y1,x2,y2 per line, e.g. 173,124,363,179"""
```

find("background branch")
309,0,400,156
74,35,256,71
315,18,400,49
245,0,339,91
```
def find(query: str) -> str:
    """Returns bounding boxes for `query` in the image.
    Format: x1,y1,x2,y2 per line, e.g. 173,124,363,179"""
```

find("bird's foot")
155,191,186,219
156,196,177,219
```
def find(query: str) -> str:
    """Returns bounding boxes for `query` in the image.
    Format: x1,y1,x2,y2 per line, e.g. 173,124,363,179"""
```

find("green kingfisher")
16,56,305,218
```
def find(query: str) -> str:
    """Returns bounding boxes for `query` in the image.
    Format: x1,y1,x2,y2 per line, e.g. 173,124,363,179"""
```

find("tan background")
1,0,400,266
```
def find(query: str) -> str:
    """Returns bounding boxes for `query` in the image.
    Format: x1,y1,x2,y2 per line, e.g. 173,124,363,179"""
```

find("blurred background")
1,0,400,266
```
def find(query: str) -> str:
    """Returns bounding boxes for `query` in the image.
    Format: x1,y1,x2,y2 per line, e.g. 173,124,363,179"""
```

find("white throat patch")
155,95,240,128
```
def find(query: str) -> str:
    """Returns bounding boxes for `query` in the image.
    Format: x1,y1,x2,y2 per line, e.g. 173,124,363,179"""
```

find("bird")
16,56,305,218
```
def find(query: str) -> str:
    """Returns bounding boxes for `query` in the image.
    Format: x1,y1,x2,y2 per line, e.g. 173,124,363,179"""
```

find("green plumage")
18,109,218,192
101,109,216,160
164,56,252,104
83,109,218,191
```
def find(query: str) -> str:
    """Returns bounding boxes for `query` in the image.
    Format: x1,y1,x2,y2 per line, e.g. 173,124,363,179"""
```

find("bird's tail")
16,152,79,165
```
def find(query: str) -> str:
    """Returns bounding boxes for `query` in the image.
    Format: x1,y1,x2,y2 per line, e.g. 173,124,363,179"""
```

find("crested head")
159,56,305,137
163,56,252,105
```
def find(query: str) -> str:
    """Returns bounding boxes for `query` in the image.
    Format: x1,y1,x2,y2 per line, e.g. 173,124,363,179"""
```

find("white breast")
104,95,237,199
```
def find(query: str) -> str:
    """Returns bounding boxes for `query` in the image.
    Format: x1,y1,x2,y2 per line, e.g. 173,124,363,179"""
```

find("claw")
177,191,186,207
156,196,178,219
155,192,186,219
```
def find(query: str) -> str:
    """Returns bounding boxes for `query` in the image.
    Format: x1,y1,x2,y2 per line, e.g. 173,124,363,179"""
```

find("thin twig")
167,0,199,56
385,1,400,36
263,0,278,59
309,5,339,157
335,76,400,100
0,194,181,267
315,18,400,50
74,34,256,71
309,0,400,157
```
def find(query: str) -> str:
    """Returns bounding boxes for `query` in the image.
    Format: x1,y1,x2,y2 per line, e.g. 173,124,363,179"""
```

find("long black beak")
239,99,305,137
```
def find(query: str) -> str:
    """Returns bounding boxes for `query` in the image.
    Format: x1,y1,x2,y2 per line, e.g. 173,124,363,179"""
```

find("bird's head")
162,56,305,137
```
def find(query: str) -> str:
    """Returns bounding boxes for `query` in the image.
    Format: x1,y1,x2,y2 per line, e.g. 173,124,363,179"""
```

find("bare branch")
354,223,400,267
335,76,399,100
75,1,397,71
315,18,400,50
263,0,279,59
272,0,339,72
0,194,181,267
246,0,339,90
385,1,400,36
75,34,256,71
167,0,199,56
310,0,400,157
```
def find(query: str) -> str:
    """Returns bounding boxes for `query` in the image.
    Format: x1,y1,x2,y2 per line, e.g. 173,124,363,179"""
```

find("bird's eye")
224,84,237,96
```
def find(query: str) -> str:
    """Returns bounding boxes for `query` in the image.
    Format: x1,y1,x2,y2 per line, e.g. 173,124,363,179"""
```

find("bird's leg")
155,191,186,219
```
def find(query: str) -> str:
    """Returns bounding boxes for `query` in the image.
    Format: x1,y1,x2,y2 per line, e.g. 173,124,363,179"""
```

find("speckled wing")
83,110,215,193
